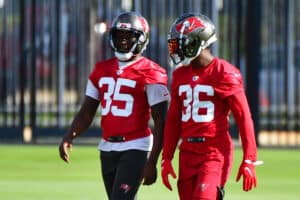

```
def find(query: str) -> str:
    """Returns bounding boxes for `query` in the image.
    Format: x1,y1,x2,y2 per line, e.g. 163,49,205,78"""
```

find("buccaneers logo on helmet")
175,16,205,34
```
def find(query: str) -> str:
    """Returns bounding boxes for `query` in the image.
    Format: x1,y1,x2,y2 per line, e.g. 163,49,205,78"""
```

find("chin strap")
114,52,134,61
111,38,139,61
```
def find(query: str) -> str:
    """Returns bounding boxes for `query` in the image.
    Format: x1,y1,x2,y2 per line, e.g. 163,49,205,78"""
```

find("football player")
161,13,262,200
59,11,170,200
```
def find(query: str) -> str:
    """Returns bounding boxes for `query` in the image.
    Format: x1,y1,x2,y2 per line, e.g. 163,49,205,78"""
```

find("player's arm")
162,100,181,161
142,84,170,185
228,91,256,161
227,91,261,191
149,101,169,166
161,84,181,190
59,96,100,163
142,100,168,185
162,81,181,162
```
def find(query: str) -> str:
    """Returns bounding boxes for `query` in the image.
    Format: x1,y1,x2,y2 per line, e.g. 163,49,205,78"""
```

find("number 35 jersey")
168,57,244,139
87,57,168,141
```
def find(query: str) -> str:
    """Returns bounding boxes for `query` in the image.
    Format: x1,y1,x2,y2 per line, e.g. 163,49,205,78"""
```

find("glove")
236,160,263,191
161,159,177,191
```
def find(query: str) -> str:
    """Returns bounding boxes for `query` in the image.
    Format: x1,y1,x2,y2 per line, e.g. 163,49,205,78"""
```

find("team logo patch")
120,183,132,193
199,183,210,192
116,69,123,75
192,76,199,81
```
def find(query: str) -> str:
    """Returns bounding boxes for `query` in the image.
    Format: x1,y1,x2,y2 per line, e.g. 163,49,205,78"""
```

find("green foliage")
0,145,299,200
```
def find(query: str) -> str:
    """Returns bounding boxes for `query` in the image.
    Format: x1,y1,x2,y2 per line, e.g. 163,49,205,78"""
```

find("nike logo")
231,73,241,77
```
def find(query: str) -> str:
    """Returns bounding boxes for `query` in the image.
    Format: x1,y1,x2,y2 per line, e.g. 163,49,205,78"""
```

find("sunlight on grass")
0,145,299,200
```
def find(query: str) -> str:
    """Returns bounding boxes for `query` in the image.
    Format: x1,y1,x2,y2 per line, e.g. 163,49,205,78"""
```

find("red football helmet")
168,13,217,67
110,12,149,61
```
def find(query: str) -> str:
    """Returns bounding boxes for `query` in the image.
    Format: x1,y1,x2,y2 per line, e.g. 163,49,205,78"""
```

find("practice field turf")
0,144,299,200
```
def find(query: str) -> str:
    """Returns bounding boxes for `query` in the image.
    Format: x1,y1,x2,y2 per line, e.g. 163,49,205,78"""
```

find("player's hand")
58,135,73,163
161,159,177,191
141,162,157,185
236,160,263,191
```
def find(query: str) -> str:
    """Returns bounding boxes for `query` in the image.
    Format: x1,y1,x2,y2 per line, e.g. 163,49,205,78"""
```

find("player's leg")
192,170,220,200
218,147,233,200
220,146,233,187
177,150,208,200
192,155,223,200
177,176,197,200
100,151,121,199
178,175,223,200
178,150,224,200
110,150,148,200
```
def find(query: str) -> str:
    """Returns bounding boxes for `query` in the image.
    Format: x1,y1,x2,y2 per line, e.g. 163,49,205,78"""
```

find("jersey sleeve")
146,84,170,106
86,64,101,100
88,66,98,88
162,75,181,161
85,80,100,100
228,91,257,161
214,67,244,99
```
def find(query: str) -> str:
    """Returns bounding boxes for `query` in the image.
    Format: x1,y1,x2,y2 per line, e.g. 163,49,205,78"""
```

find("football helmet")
110,12,149,61
168,13,217,67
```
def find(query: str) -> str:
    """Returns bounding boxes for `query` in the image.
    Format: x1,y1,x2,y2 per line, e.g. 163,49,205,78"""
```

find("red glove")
236,160,263,191
161,159,177,191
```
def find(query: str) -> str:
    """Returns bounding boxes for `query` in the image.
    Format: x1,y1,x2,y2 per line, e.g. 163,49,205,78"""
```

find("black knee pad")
217,186,225,200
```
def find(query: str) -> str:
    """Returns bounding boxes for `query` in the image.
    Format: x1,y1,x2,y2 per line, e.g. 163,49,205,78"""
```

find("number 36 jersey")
87,57,169,141
167,57,244,139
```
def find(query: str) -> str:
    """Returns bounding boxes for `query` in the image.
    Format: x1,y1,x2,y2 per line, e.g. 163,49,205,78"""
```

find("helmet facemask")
110,12,149,61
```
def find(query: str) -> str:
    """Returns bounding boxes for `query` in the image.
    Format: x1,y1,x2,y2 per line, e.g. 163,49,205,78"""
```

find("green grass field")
0,144,299,200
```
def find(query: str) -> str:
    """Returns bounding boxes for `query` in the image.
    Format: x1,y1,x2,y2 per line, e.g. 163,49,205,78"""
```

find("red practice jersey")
89,57,168,141
163,57,249,158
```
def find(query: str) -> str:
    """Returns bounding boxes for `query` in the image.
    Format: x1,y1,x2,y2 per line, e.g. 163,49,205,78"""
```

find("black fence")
0,0,299,146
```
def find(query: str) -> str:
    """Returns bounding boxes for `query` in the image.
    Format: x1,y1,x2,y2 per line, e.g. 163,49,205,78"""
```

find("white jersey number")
99,77,136,117
179,84,214,122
